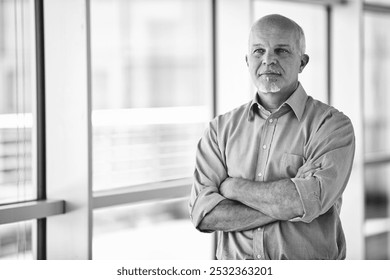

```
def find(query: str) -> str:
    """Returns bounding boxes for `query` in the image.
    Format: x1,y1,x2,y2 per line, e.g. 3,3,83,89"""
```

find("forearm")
221,178,304,220
197,199,277,232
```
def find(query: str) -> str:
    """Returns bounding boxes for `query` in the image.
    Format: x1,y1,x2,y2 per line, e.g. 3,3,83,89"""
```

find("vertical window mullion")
34,0,46,260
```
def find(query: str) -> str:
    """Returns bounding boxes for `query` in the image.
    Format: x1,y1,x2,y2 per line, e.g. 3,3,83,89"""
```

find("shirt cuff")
289,177,321,223
190,186,226,229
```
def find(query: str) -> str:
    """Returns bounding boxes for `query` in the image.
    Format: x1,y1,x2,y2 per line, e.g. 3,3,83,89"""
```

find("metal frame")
44,0,93,260
0,0,65,260
364,2,390,14
93,179,192,209
0,200,64,225
34,0,47,260
326,5,333,105
0,178,191,224
259,0,347,5
365,154,390,166
0,0,211,260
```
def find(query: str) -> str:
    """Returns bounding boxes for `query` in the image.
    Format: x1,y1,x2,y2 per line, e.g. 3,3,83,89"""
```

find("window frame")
362,3,390,260
0,0,65,260
0,0,370,260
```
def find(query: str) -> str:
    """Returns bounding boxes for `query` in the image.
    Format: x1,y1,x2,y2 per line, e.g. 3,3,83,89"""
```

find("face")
246,20,308,107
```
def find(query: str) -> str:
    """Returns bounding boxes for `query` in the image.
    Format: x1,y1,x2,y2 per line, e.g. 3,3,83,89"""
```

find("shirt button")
258,172,262,177
257,255,261,259
258,228,261,231
269,119,273,123
262,145,267,150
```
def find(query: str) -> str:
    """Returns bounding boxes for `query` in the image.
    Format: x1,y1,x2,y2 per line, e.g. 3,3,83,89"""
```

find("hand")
296,161,321,179
219,177,236,199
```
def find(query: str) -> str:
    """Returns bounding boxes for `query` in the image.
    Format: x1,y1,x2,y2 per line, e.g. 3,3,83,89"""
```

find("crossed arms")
197,162,323,232
198,178,304,232
189,111,355,233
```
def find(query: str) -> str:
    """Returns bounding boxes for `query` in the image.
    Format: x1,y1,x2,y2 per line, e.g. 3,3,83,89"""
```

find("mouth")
258,70,281,82
259,70,281,76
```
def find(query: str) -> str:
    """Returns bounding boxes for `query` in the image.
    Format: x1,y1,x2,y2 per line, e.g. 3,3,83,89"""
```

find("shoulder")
305,96,354,135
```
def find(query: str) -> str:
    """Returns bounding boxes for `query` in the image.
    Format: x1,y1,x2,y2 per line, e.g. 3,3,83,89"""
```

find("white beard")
259,82,281,93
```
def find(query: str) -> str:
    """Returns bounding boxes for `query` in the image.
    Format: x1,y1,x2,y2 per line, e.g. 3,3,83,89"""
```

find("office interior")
0,0,389,260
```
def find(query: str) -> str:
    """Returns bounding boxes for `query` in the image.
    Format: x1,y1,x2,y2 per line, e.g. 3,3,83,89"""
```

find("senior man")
189,14,355,260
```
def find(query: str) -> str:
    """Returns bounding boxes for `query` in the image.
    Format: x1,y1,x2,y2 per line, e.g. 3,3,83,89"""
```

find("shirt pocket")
281,153,305,178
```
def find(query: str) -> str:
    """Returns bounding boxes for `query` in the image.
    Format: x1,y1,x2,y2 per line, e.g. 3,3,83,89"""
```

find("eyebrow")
275,44,291,48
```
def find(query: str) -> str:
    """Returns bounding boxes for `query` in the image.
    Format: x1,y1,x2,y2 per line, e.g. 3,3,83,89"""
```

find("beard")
258,81,281,93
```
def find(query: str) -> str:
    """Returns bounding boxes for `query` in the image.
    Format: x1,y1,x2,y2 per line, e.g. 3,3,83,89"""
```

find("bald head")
250,14,306,55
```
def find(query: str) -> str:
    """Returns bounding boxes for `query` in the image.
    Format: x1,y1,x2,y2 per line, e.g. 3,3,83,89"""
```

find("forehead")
249,23,299,49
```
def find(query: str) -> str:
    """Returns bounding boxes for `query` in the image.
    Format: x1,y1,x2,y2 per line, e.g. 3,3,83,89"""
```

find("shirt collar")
248,83,308,122
284,83,308,121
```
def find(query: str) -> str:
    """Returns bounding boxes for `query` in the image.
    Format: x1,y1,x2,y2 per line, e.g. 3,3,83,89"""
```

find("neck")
258,82,299,111
257,91,290,111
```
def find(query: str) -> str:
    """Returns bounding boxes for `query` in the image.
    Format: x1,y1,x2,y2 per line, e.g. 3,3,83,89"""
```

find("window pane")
364,13,390,156
0,221,33,260
0,0,36,204
93,199,213,259
90,0,212,190
252,0,328,103
365,164,390,219
366,232,390,260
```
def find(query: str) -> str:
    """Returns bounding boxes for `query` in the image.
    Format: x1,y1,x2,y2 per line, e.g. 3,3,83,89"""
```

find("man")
188,14,355,260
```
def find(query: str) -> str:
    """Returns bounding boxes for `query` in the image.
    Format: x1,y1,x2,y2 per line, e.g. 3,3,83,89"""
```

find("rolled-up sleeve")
290,111,355,223
189,119,227,230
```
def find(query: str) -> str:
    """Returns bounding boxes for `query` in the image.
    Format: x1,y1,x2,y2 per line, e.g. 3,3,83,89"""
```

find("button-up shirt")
189,84,355,260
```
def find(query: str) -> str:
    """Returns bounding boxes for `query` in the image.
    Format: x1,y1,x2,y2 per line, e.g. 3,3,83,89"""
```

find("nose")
262,51,277,65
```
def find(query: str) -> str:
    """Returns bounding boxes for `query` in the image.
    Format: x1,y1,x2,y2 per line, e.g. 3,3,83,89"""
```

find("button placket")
253,116,276,259
253,227,265,260
258,119,274,180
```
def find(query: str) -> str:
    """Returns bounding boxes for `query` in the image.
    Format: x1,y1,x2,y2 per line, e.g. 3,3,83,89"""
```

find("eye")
275,48,289,54
253,48,265,55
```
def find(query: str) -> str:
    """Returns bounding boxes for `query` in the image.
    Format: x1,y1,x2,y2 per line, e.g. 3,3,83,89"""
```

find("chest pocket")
281,153,305,178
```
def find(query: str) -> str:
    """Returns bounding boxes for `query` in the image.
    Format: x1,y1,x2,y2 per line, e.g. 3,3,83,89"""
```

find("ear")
245,55,249,67
299,54,309,73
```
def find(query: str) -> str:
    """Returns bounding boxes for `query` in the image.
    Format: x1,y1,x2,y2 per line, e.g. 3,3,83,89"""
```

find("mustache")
260,69,281,75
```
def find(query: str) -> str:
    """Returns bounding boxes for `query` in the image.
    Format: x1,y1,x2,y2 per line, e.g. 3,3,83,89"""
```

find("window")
252,0,329,103
90,0,213,259
91,0,212,190
2,0,372,261
93,199,212,259
0,0,36,259
0,0,35,204
0,221,33,260
363,11,390,260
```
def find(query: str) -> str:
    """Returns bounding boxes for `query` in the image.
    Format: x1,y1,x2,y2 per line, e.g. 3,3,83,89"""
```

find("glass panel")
252,0,328,103
0,0,36,204
90,0,212,190
364,13,390,156
93,198,213,259
365,164,390,219
0,221,33,260
366,232,390,260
